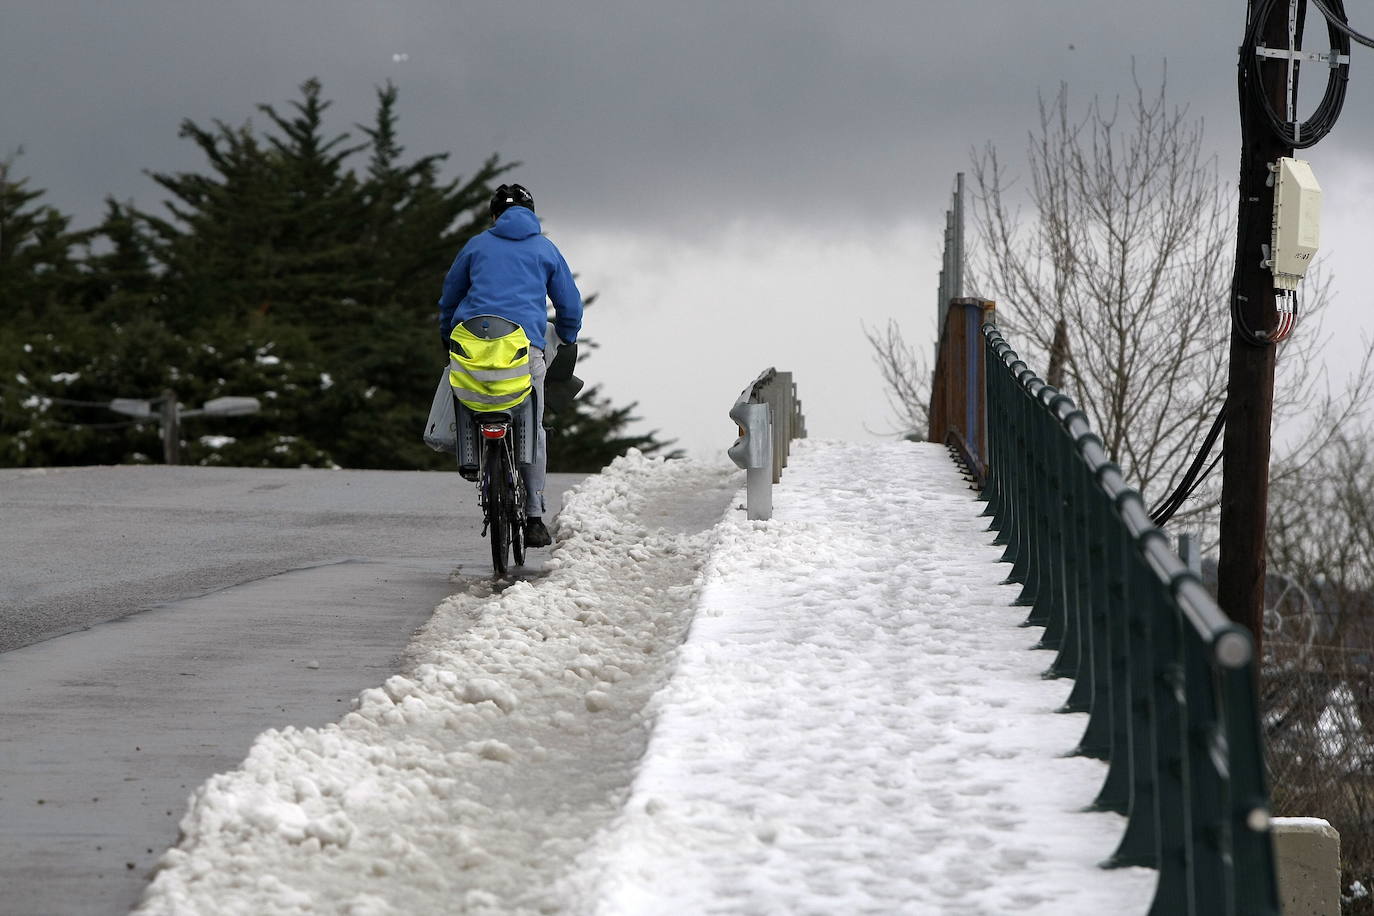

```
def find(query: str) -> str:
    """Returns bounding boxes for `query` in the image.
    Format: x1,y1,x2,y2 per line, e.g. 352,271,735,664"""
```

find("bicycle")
473,408,527,577
448,314,537,578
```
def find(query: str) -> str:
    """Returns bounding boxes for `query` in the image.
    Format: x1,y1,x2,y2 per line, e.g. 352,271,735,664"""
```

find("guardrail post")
729,399,774,521
728,368,807,519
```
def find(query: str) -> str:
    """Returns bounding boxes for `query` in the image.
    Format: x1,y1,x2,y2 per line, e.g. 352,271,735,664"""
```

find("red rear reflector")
480,426,507,439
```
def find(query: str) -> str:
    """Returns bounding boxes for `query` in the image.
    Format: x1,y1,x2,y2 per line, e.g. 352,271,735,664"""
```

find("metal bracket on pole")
728,400,774,520
1253,45,1350,67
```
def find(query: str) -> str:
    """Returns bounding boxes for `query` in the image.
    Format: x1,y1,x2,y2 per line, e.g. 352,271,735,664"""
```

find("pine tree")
139,79,371,336
131,79,471,468
0,80,677,472
0,157,98,465
356,82,506,305
0,155,87,322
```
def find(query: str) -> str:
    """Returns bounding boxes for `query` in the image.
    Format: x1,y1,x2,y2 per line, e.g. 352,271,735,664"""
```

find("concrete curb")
1272,817,1340,915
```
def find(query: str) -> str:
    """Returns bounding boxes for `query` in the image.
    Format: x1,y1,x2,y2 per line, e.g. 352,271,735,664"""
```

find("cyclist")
438,183,583,548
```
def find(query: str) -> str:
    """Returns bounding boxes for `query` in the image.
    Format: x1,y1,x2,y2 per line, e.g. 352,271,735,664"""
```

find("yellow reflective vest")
448,323,533,412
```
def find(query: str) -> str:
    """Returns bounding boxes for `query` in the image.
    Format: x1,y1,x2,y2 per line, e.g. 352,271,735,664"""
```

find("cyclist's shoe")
524,517,553,548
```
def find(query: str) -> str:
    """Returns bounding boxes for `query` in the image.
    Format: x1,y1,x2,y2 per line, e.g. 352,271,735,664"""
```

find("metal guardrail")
981,322,1279,916
728,368,806,520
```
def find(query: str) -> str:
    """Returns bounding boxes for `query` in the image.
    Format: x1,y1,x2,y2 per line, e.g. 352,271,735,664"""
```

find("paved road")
0,465,585,916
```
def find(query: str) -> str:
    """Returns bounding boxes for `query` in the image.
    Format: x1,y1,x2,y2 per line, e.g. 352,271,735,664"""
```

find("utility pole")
1217,1,1296,659
161,389,180,465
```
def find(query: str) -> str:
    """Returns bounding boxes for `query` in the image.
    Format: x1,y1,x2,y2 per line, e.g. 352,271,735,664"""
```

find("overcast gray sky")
4,1,1373,457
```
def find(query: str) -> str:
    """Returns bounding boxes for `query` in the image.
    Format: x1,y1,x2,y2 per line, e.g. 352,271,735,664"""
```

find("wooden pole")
1218,0,1296,661
161,389,179,465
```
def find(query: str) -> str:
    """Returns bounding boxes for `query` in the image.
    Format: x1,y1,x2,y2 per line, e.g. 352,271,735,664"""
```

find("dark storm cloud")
1,0,1367,233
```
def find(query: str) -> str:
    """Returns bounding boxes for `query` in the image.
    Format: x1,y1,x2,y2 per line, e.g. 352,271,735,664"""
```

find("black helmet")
490,183,534,220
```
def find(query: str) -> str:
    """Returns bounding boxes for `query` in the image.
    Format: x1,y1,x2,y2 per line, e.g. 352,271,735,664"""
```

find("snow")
135,452,738,914
563,441,1155,914
199,435,236,449
135,441,1156,914
1317,682,1368,762
1272,816,1334,830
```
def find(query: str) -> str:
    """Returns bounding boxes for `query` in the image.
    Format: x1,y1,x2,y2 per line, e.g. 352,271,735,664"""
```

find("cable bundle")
1149,403,1228,527
1242,0,1352,147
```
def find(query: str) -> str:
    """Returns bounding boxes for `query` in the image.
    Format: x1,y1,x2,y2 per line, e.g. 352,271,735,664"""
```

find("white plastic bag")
423,367,457,453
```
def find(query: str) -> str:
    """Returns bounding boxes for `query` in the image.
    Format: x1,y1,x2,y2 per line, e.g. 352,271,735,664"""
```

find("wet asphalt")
0,465,584,916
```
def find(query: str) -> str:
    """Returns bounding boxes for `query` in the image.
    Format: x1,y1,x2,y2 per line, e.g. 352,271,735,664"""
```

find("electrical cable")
1270,288,1299,342
1309,0,1374,49
1231,294,1274,346
1241,0,1351,148
0,381,123,409
42,417,154,431
1232,0,1346,346
1151,450,1226,529
1149,401,1228,527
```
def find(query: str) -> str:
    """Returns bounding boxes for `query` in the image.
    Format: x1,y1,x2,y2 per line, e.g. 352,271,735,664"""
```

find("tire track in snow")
134,452,739,915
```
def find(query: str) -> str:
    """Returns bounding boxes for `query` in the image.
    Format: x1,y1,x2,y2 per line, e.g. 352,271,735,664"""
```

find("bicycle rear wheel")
485,439,511,577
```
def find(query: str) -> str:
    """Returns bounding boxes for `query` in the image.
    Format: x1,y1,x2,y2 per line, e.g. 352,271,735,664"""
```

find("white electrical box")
1271,157,1322,291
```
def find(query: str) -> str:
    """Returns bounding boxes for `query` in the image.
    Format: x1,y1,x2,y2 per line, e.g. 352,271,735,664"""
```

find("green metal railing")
981,322,1279,916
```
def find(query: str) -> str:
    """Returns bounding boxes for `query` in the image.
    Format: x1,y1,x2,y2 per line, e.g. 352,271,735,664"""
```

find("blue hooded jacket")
437,207,583,352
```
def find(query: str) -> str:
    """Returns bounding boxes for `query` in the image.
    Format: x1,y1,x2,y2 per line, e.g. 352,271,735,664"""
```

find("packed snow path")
136,442,1155,914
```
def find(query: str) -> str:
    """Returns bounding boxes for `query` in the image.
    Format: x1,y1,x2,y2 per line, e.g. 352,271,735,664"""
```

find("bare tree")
1269,431,1374,638
864,319,930,440
1264,429,1374,902
971,76,1234,506
966,72,1366,529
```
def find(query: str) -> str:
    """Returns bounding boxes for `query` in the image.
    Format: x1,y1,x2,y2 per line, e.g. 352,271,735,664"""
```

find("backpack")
447,318,532,413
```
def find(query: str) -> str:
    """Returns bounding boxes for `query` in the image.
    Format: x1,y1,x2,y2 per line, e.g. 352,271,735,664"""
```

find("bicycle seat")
460,315,521,339
471,410,513,424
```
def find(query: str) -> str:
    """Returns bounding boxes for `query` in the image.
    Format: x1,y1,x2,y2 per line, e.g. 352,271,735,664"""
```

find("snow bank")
563,440,1157,915
135,451,739,916
137,440,1158,915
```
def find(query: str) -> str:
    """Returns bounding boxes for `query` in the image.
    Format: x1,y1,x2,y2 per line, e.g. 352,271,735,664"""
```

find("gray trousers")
523,346,547,518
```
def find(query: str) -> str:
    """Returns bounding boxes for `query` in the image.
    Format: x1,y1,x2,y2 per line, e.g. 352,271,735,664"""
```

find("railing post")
1058,413,1096,708
1143,534,1188,914
982,332,1011,521
1073,434,1115,755
1074,457,1115,760
1092,468,1134,813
